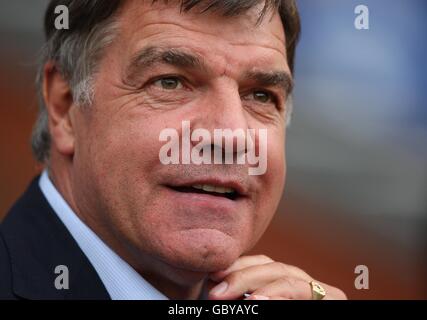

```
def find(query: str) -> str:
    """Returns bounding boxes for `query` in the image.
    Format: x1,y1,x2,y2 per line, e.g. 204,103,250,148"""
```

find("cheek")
91,112,164,172
79,114,179,254
75,111,166,222
251,131,286,241
267,129,286,202
268,128,286,190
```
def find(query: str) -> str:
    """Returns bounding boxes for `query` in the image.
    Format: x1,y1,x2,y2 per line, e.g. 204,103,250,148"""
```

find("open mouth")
169,184,240,201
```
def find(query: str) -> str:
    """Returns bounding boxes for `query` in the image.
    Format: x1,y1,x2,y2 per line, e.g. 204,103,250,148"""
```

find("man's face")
71,0,290,275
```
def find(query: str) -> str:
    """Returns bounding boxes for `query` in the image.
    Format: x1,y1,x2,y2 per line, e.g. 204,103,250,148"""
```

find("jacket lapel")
1,177,110,300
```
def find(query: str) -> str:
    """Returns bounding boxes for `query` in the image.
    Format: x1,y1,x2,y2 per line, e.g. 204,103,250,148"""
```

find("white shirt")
39,170,169,300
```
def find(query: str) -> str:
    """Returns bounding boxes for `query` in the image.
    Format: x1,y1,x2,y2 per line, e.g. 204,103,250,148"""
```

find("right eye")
153,77,183,90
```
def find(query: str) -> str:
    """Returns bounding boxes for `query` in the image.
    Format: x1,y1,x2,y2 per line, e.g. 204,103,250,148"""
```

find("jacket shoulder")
0,175,110,300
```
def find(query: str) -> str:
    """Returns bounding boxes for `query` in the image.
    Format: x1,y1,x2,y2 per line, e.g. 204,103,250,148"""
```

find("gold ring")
309,281,326,300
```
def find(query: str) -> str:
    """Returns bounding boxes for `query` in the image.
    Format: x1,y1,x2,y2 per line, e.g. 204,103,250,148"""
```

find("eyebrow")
125,46,206,81
244,70,294,95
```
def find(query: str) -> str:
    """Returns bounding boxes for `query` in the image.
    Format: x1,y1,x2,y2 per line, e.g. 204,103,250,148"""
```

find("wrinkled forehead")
115,0,286,56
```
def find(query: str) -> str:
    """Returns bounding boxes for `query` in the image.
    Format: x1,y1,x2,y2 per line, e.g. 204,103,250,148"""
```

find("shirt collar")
39,170,169,300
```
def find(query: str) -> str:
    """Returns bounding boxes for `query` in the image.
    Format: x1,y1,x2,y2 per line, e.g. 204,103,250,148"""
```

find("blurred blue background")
288,0,427,249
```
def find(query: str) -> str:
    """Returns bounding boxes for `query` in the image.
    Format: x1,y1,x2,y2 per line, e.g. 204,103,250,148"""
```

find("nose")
190,81,251,160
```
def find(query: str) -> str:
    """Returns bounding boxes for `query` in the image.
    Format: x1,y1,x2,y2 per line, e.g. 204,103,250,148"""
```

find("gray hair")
32,0,300,162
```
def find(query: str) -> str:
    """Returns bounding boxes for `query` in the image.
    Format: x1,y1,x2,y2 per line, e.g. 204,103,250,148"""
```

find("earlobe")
43,61,75,157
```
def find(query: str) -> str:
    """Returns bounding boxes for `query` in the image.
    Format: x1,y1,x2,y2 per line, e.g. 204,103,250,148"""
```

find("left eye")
153,77,183,90
252,91,274,103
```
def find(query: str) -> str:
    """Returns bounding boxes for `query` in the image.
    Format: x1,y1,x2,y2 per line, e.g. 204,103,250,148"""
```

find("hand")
207,255,347,300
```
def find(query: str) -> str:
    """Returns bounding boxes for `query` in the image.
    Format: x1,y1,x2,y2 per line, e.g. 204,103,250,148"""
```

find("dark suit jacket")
0,177,110,299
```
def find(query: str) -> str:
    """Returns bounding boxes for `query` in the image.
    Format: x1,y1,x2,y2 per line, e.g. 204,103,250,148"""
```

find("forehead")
114,0,288,73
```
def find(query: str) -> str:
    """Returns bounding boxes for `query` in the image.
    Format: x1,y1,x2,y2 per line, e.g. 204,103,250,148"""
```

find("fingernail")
210,281,228,296
253,295,270,300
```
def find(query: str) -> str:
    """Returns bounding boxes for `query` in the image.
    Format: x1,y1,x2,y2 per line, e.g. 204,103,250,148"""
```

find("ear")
42,61,75,157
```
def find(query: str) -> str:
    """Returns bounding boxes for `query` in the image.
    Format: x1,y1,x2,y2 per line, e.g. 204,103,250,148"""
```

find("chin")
160,228,244,273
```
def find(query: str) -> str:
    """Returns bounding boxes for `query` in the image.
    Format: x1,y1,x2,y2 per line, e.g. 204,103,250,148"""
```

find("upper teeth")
193,184,235,194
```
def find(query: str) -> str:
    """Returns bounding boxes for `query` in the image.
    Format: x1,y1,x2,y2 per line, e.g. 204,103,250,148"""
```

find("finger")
252,278,346,300
251,277,313,300
209,262,309,300
318,285,348,300
212,258,313,284
209,255,273,282
204,279,220,294
268,296,291,300
244,295,290,300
